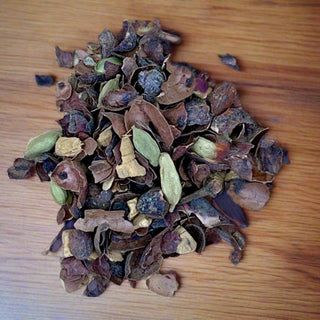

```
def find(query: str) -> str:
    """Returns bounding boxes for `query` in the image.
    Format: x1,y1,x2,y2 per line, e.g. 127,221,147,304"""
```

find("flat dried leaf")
60,257,89,293
213,191,248,228
125,99,174,148
7,158,34,179
55,46,74,68
98,29,116,58
157,62,196,105
227,180,270,211
113,20,137,52
75,209,134,234
207,82,238,116
84,275,110,297
88,160,113,183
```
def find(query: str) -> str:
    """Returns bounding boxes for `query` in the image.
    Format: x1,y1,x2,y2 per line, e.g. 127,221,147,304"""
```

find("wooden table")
1,1,319,319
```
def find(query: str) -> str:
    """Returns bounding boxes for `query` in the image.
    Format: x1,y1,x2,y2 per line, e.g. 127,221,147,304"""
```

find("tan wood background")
1,0,320,319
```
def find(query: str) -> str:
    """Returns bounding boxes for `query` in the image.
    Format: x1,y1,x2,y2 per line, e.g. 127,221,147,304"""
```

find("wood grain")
1,1,320,319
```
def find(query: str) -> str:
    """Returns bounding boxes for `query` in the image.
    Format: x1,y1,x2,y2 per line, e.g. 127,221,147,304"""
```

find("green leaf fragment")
50,180,68,205
191,137,217,159
95,57,122,74
132,126,160,166
97,74,121,108
159,152,182,212
24,130,62,159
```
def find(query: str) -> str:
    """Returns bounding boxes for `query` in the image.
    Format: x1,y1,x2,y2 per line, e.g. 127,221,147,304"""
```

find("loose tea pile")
8,19,289,297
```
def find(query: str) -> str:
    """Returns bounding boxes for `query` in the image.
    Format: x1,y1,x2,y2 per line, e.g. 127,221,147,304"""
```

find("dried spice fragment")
56,46,74,68
218,54,240,71
7,158,34,179
75,209,134,234
35,75,54,86
8,18,290,299
146,272,179,297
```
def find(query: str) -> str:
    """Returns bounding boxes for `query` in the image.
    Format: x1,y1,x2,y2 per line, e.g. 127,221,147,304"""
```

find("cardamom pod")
97,74,120,108
50,179,68,205
159,152,182,212
132,126,160,166
191,137,217,159
24,130,62,159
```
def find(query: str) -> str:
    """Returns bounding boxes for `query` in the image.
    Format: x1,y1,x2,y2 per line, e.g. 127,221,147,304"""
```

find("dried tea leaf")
256,135,289,175
159,153,182,212
161,230,182,255
146,272,179,297
75,209,134,234
185,98,211,126
102,84,138,110
207,82,238,116
227,180,270,211
218,54,240,71
35,75,54,86
161,102,187,131
157,62,196,105
213,191,248,228
132,126,160,166
55,46,74,68
84,275,110,297
98,29,116,58
7,158,34,179
24,130,62,159
125,99,174,148
113,20,137,52
60,257,89,293
88,160,113,183
63,229,93,260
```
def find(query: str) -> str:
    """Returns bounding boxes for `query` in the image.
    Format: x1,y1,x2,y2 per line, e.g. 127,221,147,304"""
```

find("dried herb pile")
8,19,289,297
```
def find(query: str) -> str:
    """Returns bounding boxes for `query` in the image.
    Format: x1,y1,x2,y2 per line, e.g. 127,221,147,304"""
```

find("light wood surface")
1,1,320,319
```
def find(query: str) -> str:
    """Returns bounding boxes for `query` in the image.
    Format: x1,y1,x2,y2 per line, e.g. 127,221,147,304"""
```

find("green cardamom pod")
50,180,68,205
132,126,160,166
191,137,217,159
97,74,121,108
159,152,182,212
95,57,122,74
24,130,62,159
